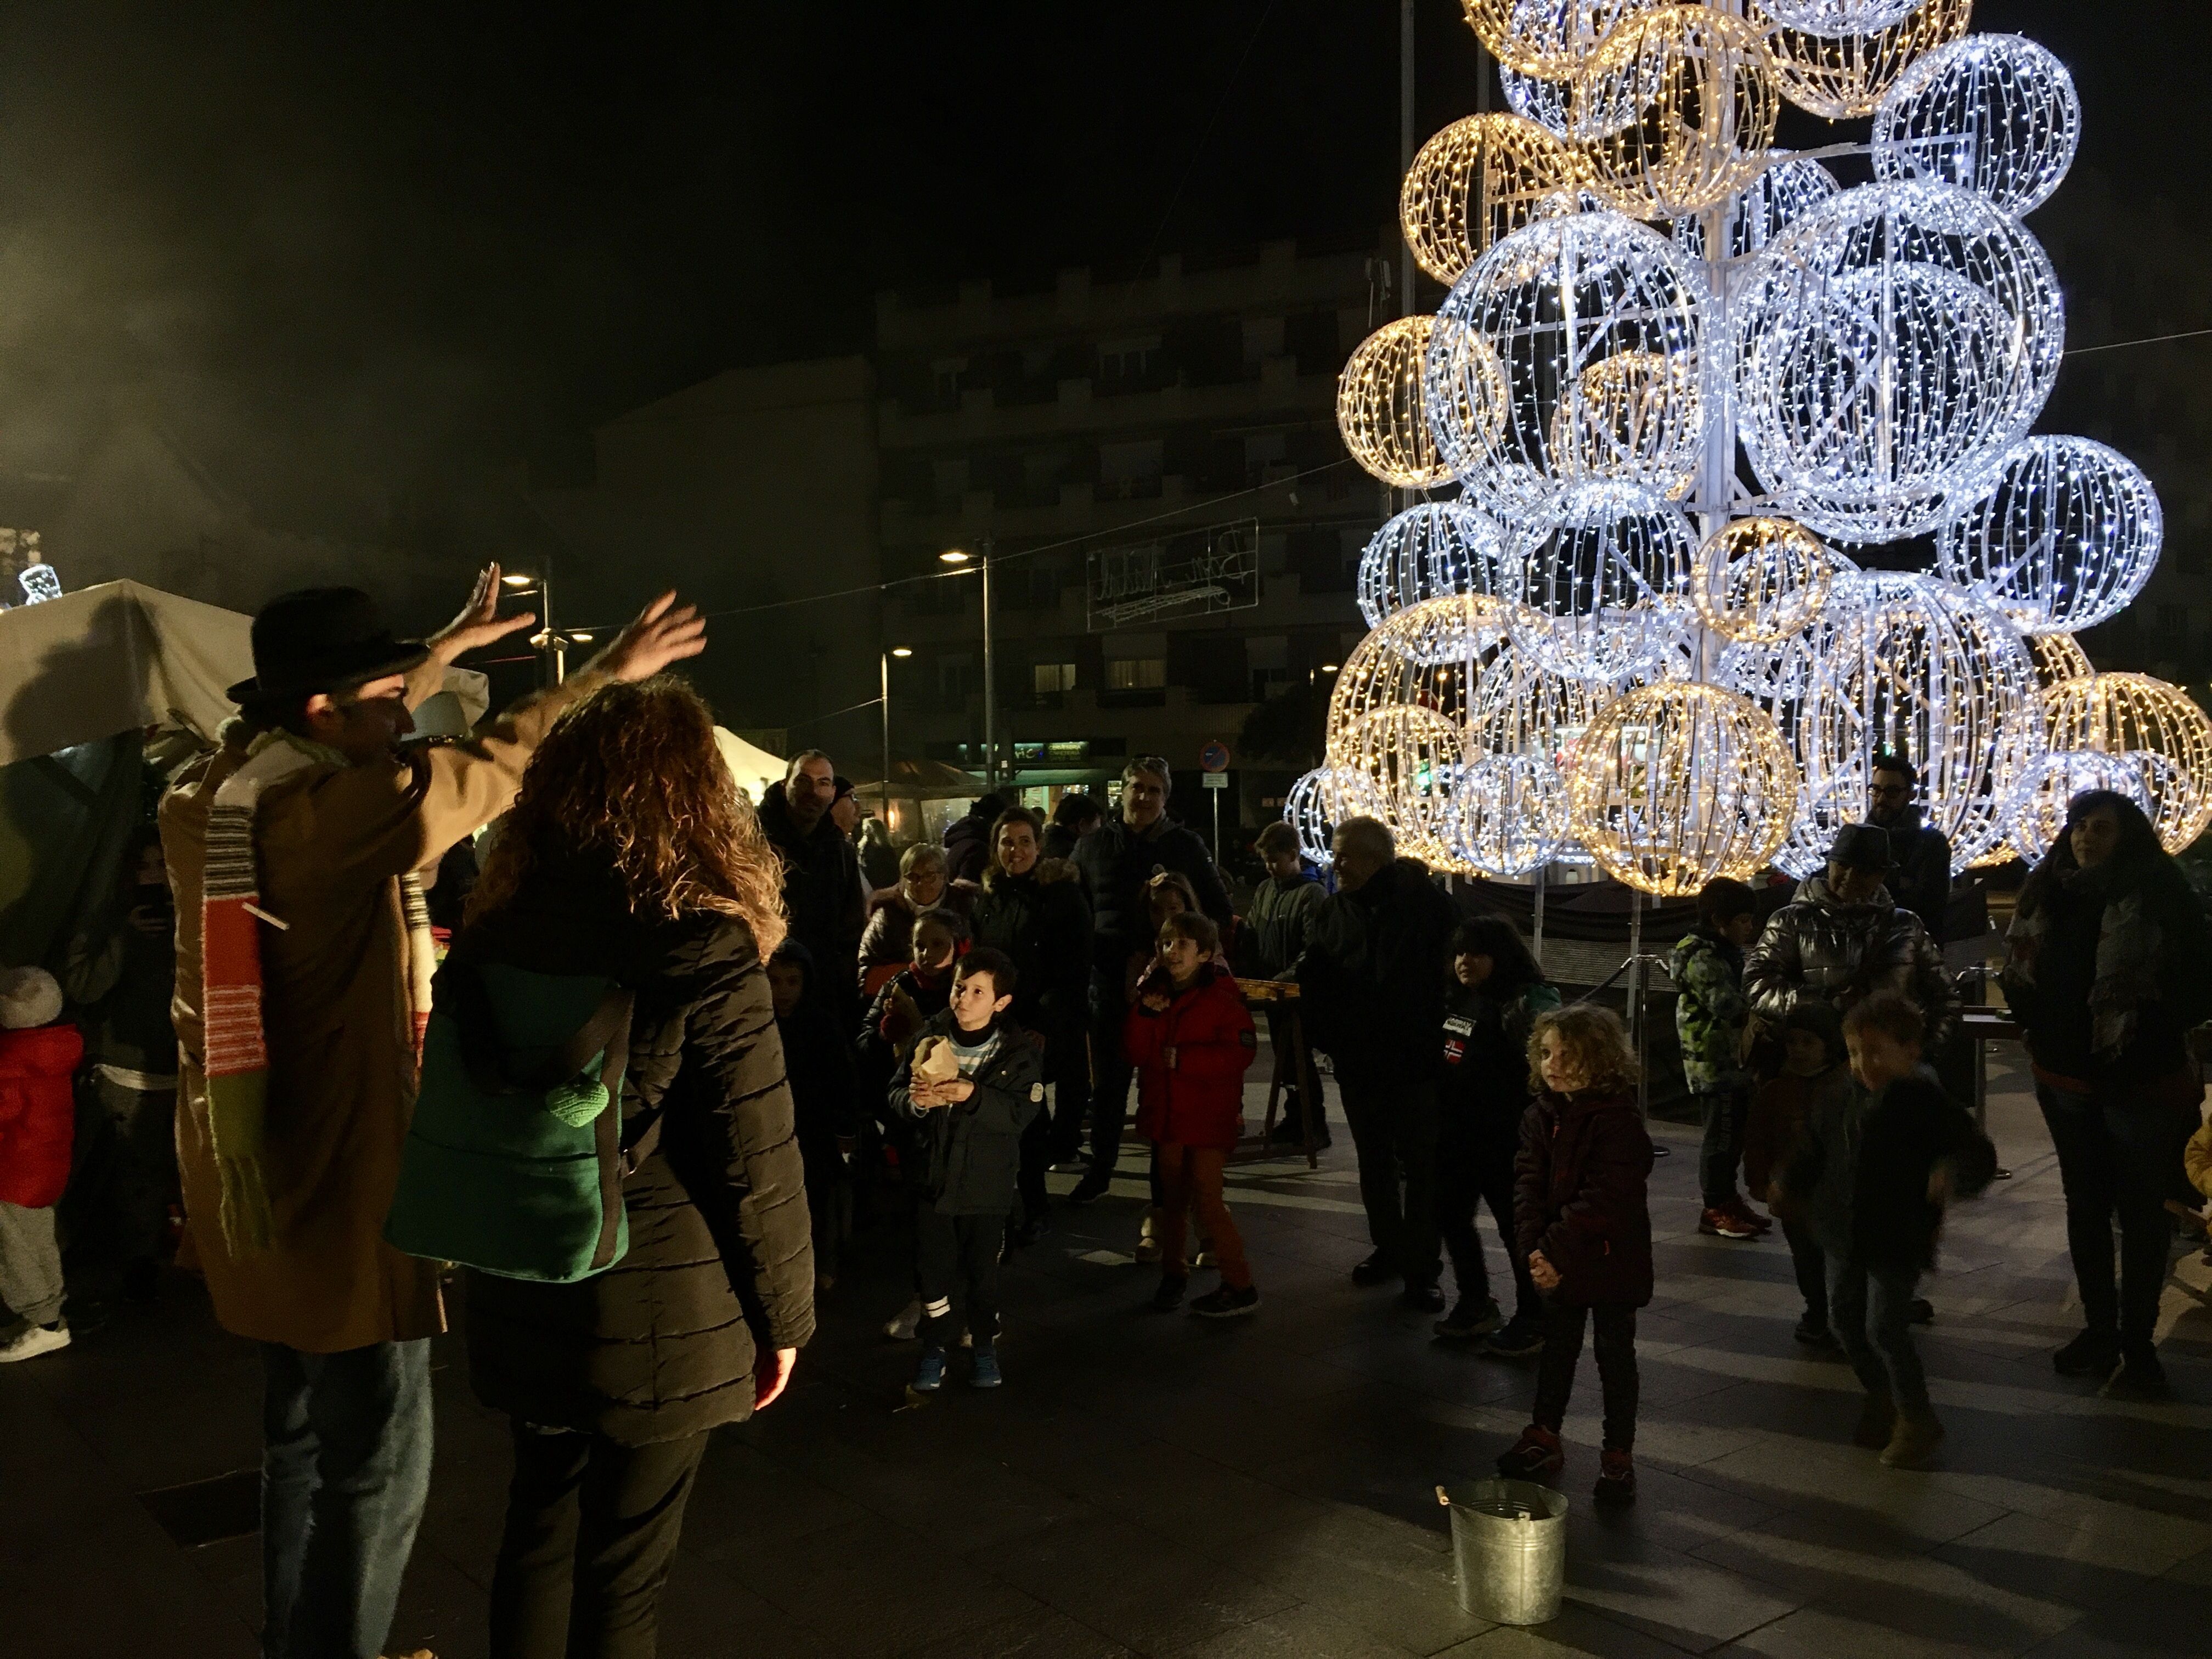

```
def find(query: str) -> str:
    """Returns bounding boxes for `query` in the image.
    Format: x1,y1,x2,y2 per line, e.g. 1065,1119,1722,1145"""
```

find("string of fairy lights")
1309,1,2195,895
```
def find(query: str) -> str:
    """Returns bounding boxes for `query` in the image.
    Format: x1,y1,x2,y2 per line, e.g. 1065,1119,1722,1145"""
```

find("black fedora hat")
226,588,430,704
1827,822,1895,872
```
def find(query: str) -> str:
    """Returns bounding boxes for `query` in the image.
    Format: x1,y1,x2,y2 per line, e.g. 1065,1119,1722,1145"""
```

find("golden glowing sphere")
1460,0,1669,77
1575,7,1781,219
1337,316,1456,489
1751,0,1973,121
2028,631,2093,691
1549,350,1701,495
2041,673,2212,854
1564,681,1798,896
1691,517,1833,644
1401,113,1589,286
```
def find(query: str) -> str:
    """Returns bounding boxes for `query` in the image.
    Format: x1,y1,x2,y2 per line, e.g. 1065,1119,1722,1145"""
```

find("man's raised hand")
430,563,537,663
586,590,708,684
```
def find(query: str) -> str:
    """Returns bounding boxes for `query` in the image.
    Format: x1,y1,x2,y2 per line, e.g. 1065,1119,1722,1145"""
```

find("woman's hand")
755,1346,797,1410
1528,1250,1560,1292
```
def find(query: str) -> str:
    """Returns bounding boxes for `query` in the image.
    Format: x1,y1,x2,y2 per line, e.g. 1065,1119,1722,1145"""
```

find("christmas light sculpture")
1338,316,1457,489
1671,153,1838,262
1284,769,1340,868
1575,7,1781,219
1402,114,1589,285
1564,681,1799,896
2042,674,2212,854
1357,501,1512,628
1443,754,1571,877
1429,202,1708,522
1500,64,1579,138
1505,482,1696,681
1691,517,1833,644
1753,0,1974,121
1872,33,2079,216
2028,630,2092,692
2004,750,2157,865
1933,437,2162,636
1758,0,1918,32
1460,0,1669,77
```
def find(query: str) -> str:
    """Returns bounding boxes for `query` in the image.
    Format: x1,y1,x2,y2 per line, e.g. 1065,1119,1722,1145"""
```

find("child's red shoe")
1495,1424,1565,1480
1594,1449,1636,1506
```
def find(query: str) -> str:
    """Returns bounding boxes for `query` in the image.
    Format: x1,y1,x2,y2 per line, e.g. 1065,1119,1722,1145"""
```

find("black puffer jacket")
1781,1069,1996,1276
1743,874,1959,1048
462,874,815,1446
967,860,1092,1066
1073,812,1231,973
759,782,865,997
888,1011,1043,1214
1296,856,1459,1066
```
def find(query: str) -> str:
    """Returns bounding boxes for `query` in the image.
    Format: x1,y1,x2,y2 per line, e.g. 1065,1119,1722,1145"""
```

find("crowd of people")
0,567,2208,1658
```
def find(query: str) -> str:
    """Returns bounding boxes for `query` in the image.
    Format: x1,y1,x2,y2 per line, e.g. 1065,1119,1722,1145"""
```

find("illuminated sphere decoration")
1733,182,2065,544
1574,7,1782,221
1500,64,1581,140
1934,437,2163,636
1873,34,2080,217
1459,0,1669,77
1671,153,1839,264
1283,769,1340,870
1752,0,1976,122
1563,681,1799,898
2042,673,2212,854
1442,754,1572,878
1338,316,1457,489
1429,205,1709,522
1402,114,1589,286
2028,630,2093,692
2004,750,2158,866
1692,517,1834,645
1505,483,1698,682
1758,0,1919,31
1357,501,1512,629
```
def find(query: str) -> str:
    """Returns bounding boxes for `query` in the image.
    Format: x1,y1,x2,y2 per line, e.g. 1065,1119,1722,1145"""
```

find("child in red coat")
0,967,86,1362
1125,911,1260,1318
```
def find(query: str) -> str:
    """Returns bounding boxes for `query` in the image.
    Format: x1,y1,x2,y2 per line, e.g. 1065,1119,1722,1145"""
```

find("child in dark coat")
768,941,859,1293
1126,911,1260,1318
1743,1002,1851,1350
1777,991,1996,1469
1497,1005,1653,1506
889,948,1042,1392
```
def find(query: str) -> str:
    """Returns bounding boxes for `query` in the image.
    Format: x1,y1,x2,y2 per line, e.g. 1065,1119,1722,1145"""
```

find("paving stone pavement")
5,1047,2210,1658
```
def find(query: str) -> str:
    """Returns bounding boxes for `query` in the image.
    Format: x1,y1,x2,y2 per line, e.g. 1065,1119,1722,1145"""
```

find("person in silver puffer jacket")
1744,825,1959,1049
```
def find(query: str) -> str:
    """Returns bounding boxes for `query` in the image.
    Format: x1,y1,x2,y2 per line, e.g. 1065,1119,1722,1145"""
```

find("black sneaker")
1793,1311,1838,1348
1351,1251,1396,1288
1908,1298,1934,1326
1401,1279,1446,1313
1435,1297,1505,1340
2102,1347,2168,1400
1150,1275,1188,1312
1067,1169,1113,1207
1484,1317,1545,1359
1190,1284,1260,1319
1267,1118,1306,1146
2052,1328,2121,1378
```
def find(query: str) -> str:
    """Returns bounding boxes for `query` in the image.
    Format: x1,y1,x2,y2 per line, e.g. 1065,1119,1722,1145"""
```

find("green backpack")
385,957,653,1283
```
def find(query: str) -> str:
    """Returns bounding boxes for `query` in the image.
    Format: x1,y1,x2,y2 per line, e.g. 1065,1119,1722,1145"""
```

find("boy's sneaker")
0,1321,69,1363
1853,1391,1896,1449
2102,1347,2168,1401
1793,1312,1842,1355
1593,1449,1636,1506
1150,1275,1188,1312
1699,1206,1759,1240
1067,1168,1113,1206
1908,1298,1935,1325
1725,1198,1773,1234
1483,1317,1545,1359
1350,1251,1396,1287
1190,1284,1260,1319
1496,1424,1565,1480
2052,1328,2120,1378
1880,1409,1945,1469
911,1346,947,1392
882,1299,921,1341
1435,1297,1505,1341
970,1345,1003,1389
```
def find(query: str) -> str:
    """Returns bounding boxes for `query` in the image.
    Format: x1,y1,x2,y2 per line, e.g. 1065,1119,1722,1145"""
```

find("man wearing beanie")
162,568,704,1659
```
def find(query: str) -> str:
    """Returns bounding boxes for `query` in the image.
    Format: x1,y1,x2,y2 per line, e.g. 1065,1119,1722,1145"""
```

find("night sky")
0,2,2199,551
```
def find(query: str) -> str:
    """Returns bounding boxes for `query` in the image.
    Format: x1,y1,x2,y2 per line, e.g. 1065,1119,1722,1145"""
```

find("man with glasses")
1068,757,1231,1205
1866,753,1951,942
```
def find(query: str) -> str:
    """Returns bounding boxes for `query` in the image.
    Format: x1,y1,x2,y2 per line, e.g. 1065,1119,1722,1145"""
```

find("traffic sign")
1203,772,1228,789
1200,740,1231,773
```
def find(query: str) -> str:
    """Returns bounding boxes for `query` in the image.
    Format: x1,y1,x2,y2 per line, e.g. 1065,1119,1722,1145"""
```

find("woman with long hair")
2003,788,2212,1398
458,676,814,1657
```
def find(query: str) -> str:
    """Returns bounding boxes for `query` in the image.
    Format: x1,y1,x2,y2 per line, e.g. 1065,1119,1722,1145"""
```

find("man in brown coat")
162,569,704,1659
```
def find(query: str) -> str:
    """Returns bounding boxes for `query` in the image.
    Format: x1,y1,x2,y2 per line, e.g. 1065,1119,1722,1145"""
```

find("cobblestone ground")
5,1047,2209,1658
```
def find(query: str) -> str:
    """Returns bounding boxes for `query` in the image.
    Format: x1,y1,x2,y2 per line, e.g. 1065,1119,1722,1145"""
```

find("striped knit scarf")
201,730,437,1257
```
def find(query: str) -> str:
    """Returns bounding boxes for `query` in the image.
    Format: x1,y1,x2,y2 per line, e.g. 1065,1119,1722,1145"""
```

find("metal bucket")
1436,1479,1567,1626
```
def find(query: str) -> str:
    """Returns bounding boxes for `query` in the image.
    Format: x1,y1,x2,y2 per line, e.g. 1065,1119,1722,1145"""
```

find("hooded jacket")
1780,1067,1995,1276
1296,856,1459,1067
1743,874,1959,1049
967,859,1091,1064
1124,963,1259,1151
1514,1087,1654,1308
888,1009,1043,1214
942,810,994,885
1671,928,1751,1096
0,1023,86,1208
1072,811,1232,973
758,781,866,997
1438,978,1560,1127
1237,869,1325,982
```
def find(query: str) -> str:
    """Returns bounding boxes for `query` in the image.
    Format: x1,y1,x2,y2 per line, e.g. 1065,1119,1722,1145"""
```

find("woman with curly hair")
1496,1005,1652,1508
457,675,814,1659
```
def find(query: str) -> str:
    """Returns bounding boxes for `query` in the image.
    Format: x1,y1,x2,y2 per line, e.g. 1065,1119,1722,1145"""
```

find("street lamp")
882,645,913,826
935,541,997,783
500,568,566,685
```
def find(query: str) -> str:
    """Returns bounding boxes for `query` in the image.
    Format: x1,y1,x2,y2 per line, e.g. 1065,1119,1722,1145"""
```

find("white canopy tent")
713,726,785,803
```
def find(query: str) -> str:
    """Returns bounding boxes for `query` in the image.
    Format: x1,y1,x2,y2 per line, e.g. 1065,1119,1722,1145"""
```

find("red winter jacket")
1514,1087,1654,1308
0,1022,85,1208
1125,966,1258,1152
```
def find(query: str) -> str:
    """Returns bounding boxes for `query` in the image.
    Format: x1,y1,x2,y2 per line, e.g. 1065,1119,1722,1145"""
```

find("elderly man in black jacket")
1067,757,1232,1204
758,748,866,1017
1296,815,1459,1310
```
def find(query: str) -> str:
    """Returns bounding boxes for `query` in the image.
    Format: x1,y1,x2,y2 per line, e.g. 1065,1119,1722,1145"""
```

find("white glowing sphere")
1429,204,1709,523
1734,182,2063,544
1357,501,1512,629
1692,517,1835,645
1757,0,1920,29
1873,33,2080,217
1504,483,1697,683
1671,154,1839,264
1934,437,2163,636
1459,0,1670,77
2004,750,2158,866
1440,754,1571,877
1284,769,1340,868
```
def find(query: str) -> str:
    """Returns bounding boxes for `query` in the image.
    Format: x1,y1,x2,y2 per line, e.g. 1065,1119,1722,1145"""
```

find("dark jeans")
1087,972,1136,1178
64,1076,179,1268
1781,1215,1827,1324
917,1201,1004,1347
1532,1302,1639,1451
1695,1087,1748,1209
1046,1062,1090,1163
261,1339,434,1659
490,1422,710,1659
1015,1109,1052,1227
1437,1111,1536,1322
2036,1076,2196,1351
1267,1010,1327,1137
1826,1256,1927,1413
1336,1060,1442,1283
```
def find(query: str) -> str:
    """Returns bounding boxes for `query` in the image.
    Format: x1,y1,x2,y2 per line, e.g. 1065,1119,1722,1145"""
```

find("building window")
932,357,966,402
936,653,975,698
1099,337,1158,382
1032,662,1077,694
1108,657,1166,690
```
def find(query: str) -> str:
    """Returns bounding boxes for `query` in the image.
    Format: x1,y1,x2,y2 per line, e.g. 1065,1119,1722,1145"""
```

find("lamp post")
938,540,996,783
882,645,912,828
500,568,577,686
